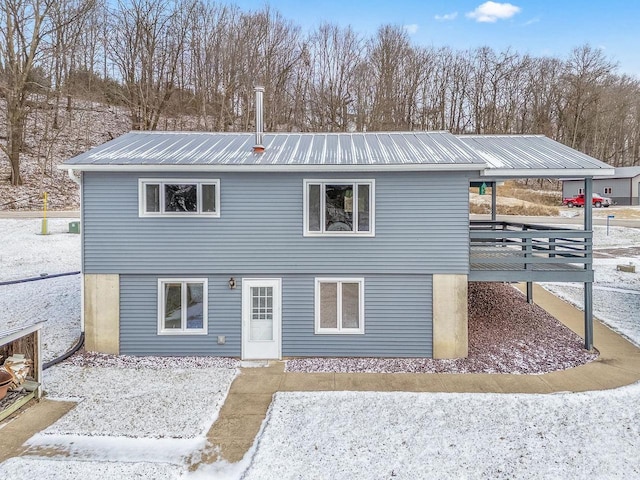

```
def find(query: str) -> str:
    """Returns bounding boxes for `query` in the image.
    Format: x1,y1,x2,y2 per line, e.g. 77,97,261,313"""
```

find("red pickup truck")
562,193,612,208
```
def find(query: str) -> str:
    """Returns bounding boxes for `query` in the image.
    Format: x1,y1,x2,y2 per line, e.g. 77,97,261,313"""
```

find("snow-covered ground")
243,386,640,479
0,219,239,478
542,225,640,345
0,218,81,361
1,219,639,479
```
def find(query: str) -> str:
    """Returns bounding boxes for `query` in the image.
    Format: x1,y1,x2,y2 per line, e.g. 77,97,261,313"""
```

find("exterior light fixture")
229,277,236,289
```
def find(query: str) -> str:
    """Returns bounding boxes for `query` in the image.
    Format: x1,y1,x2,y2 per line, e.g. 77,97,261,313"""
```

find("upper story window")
139,179,220,217
304,180,375,236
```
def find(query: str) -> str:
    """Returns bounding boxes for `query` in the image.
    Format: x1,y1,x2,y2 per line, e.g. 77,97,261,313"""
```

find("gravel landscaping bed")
64,351,240,370
286,282,598,374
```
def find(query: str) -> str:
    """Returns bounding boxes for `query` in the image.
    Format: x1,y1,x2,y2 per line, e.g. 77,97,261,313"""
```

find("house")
62,95,613,360
562,166,640,206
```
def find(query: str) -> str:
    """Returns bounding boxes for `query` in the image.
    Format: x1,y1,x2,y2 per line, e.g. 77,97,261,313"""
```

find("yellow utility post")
41,192,49,235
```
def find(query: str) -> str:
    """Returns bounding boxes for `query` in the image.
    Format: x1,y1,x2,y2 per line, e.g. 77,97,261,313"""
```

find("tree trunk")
9,115,25,186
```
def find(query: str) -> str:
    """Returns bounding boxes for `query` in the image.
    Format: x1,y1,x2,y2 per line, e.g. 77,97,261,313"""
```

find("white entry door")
242,278,282,360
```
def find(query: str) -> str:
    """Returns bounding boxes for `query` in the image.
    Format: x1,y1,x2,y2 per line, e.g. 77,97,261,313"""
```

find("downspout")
68,169,85,336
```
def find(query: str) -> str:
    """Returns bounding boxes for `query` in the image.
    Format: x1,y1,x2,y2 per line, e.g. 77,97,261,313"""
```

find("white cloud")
404,23,419,34
435,12,458,22
466,1,521,23
523,16,540,26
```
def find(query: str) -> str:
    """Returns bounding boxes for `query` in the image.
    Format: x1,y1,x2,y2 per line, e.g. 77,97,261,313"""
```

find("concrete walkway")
199,283,640,464
0,399,76,463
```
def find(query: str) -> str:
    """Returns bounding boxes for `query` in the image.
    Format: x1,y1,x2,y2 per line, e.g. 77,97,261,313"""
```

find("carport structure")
458,134,614,350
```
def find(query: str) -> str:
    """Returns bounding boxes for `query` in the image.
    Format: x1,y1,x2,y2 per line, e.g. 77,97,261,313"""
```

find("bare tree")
237,7,302,131
0,0,56,185
109,0,196,130
49,0,96,127
367,25,412,130
559,45,616,151
4,1,640,193
305,23,364,131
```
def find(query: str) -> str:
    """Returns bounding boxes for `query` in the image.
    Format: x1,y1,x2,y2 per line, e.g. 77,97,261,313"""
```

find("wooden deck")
469,221,593,282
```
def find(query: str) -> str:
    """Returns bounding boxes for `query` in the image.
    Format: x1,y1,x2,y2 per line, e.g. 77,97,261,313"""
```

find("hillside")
1,100,565,212
0,100,131,210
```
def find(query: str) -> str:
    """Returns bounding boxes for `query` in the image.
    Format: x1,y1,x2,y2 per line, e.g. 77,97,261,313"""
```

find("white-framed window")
604,187,613,195
304,179,375,236
578,188,584,194
157,278,208,335
139,179,220,217
314,278,364,334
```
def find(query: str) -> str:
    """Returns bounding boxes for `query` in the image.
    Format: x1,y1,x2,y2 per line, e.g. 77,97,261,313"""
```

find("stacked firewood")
2,354,32,389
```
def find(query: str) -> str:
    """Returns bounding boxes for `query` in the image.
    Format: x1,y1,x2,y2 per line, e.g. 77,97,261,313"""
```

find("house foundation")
432,274,468,358
84,274,120,354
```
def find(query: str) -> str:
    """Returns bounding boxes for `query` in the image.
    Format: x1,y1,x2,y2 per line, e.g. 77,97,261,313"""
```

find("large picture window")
140,179,219,217
314,278,365,334
304,180,374,236
158,278,208,335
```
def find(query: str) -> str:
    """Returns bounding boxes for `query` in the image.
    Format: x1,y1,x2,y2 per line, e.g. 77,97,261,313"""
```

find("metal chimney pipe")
253,86,265,153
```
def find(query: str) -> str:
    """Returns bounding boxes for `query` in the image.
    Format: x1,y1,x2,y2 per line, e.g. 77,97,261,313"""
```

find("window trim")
139,178,220,218
157,277,208,335
314,277,365,334
603,186,612,195
303,179,375,237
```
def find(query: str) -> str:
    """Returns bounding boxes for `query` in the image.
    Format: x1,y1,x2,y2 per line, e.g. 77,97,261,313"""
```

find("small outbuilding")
562,166,640,206
0,321,44,421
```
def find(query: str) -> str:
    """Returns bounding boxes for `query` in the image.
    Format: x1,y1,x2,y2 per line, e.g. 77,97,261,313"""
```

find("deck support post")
584,177,594,350
526,282,533,303
491,181,497,222
584,282,594,350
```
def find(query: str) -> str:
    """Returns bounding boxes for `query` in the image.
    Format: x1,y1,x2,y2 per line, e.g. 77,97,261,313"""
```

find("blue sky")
233,0,640,76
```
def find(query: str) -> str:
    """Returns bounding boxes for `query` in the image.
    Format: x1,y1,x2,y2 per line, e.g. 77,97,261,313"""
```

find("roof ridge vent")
253,86,265,153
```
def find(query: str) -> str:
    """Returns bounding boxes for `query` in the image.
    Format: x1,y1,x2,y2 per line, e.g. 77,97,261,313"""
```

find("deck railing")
469,220,592,271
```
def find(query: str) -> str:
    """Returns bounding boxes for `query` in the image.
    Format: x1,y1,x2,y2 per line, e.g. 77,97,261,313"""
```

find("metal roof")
457,134,614,178
62,131,616,177
561,166,640,182
600,166,640,179
62,131,486,172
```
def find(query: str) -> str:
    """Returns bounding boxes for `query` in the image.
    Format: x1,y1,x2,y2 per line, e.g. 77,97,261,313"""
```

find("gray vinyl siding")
82,171,471,275
120,275,242,356
282,274,432,357
119,274,432,357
